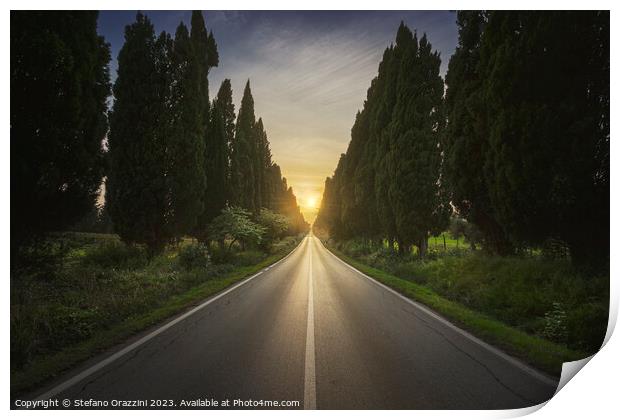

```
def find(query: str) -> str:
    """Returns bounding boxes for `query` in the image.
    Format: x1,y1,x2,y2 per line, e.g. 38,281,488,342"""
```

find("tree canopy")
11,11,111,249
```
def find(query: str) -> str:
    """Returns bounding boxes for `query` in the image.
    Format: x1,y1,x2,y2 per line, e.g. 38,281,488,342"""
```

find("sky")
98,11,459,222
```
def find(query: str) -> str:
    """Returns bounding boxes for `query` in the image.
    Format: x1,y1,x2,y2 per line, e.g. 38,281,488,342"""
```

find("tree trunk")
417,237,428,258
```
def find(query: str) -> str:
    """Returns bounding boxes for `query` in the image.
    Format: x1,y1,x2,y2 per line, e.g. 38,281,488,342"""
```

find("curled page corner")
501,401,549,418
552,301,616,397
554,355,595,396
509,355,597,418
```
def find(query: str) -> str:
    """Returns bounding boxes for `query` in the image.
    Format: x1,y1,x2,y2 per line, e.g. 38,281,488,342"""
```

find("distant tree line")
11,11,308,257
315,12,609,266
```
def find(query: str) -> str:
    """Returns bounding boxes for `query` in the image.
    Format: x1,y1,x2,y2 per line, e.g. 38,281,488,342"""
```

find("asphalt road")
33,234,559,409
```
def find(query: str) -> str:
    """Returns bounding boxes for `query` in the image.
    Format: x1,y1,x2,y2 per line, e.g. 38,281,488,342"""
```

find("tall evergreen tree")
231,80,258,212
196,79,235,240
189,11,222,240
107,13,171,252
443,11,513,255
388,26,448,256
167,22,207,239
11,11,111,248
190,11,218,141
255,118,273,209
340,111,369,238
373,46,400,247
317,154,347,239
267,163,288,214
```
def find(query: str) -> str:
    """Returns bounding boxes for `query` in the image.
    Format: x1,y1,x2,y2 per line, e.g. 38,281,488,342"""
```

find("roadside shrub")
234,250,266,267
542,302,569,343
209,246,235,264
82,241,148,269
10,305,40,369
339,239,375,258
270,236,298,255
12,238,70,283
176,243,211,271
566,300,609,352
45,304,100,349
257,209,290,248
362,246,396,267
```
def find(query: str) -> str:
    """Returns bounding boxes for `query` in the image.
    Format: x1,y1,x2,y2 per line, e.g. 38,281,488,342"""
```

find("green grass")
11,234,301,396
325,243,596,376
428,233,468,250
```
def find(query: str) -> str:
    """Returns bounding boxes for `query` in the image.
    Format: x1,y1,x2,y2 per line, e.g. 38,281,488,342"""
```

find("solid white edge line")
304,238,317,409
316,237,559,388
33,236,308,402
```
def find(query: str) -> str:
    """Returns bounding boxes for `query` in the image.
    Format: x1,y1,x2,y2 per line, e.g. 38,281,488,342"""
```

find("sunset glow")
305,196,318,209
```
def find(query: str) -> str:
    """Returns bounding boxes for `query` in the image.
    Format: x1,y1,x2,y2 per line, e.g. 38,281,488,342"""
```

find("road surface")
33,234,559,409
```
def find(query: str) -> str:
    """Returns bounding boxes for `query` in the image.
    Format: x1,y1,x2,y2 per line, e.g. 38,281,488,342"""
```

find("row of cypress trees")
316,23,449,257
107,12,307,252
11,11,308,256
315,12,609,265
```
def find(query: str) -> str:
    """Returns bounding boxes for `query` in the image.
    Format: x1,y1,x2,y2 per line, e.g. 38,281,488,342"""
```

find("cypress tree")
11,11,111,248
196,79,235,240
387,26,449,256
255,118,273,209
373,46,400,247
319,154,347,240
107,13,171,253
231,80,258,212
277,177,309,234
443,11,514,255
166,22,207,239
253,118,265,211
206,30,219,68
190,11,223,240
340,111,368,238
190,11,218,140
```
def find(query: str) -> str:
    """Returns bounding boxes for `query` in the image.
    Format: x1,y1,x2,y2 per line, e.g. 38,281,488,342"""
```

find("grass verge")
11,246,296,397
324,243,587,376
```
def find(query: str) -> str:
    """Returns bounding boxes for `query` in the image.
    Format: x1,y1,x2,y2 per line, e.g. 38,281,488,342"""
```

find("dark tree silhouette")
167,22,208,239
195,79,235,241
11,11,111,248
106,13,172,253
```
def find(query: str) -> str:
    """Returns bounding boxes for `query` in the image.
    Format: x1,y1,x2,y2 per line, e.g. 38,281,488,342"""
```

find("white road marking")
33,238,307,401
304,238,317,410
316,238,559,388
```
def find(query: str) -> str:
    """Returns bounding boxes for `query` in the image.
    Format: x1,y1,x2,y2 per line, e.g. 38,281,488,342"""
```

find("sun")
305,196,318,209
